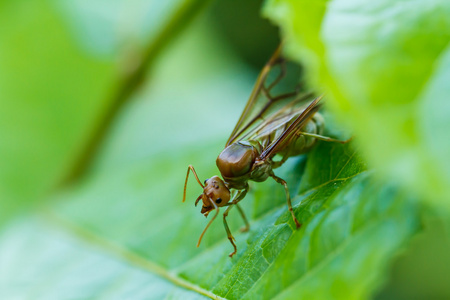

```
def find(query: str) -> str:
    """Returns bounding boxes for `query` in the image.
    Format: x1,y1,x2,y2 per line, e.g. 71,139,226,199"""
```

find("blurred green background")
0,0,449,299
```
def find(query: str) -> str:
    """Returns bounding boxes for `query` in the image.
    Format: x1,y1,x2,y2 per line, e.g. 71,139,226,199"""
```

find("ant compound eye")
216,198,222,204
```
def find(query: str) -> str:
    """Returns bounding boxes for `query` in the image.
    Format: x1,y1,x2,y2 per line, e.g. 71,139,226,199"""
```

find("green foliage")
0,130,420,299
263,0,450,206
0,0,448,299
0,0,114,220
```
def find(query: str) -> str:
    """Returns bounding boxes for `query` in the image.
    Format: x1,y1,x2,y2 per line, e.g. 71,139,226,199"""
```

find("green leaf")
0,3,422,298
0,50,420,297
263,0,450,207
0,140,419,299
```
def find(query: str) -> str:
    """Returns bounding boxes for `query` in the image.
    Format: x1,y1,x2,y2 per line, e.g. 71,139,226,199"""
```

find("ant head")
196,176,230,217
183,166,232,249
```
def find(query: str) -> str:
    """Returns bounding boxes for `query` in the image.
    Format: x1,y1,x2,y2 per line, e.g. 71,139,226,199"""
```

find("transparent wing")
225,45,305,147
237,91,315,144
258,95,323,161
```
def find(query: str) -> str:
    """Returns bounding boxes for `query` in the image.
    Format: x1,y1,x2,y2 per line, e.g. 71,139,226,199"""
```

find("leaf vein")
43,211,226,300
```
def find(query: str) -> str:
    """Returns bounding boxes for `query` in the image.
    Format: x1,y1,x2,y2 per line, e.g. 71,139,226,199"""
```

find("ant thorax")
216,140,263,175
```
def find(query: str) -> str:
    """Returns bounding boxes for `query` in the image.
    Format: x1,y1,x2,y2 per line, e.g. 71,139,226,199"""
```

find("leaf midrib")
43,210,226,300
44,168,366,300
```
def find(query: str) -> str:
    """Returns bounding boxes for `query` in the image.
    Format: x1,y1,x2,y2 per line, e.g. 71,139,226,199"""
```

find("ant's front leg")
223,186,248,257
223,205,237,258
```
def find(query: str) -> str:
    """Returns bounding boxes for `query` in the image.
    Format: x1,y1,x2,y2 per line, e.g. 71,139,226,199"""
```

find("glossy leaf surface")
0,1,427,298
263,0,450,207
0,123,419,299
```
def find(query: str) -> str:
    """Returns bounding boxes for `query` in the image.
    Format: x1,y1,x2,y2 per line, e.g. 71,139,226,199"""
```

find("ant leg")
271,156,288,169
271,149,292,169
299,132,352,144
270,172,301,229
223,186,248,257
233,188,249,232
223,205,237,257
236,204,250,232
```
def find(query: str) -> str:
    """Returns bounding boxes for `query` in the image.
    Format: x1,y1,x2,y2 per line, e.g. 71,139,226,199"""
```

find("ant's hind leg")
270,172,301,229
299,132,352,144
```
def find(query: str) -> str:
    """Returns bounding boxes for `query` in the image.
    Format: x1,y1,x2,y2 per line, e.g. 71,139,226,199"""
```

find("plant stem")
60,0,211,186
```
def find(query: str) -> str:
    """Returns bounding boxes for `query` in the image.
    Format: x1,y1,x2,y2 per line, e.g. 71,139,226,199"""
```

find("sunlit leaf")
0,123,419,299
263,0,450,207
0,2,427,298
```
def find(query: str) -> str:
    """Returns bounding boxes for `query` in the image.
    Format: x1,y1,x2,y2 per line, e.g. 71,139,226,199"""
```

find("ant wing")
258,95,323,161
241,92,318,147
225,45,309,147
